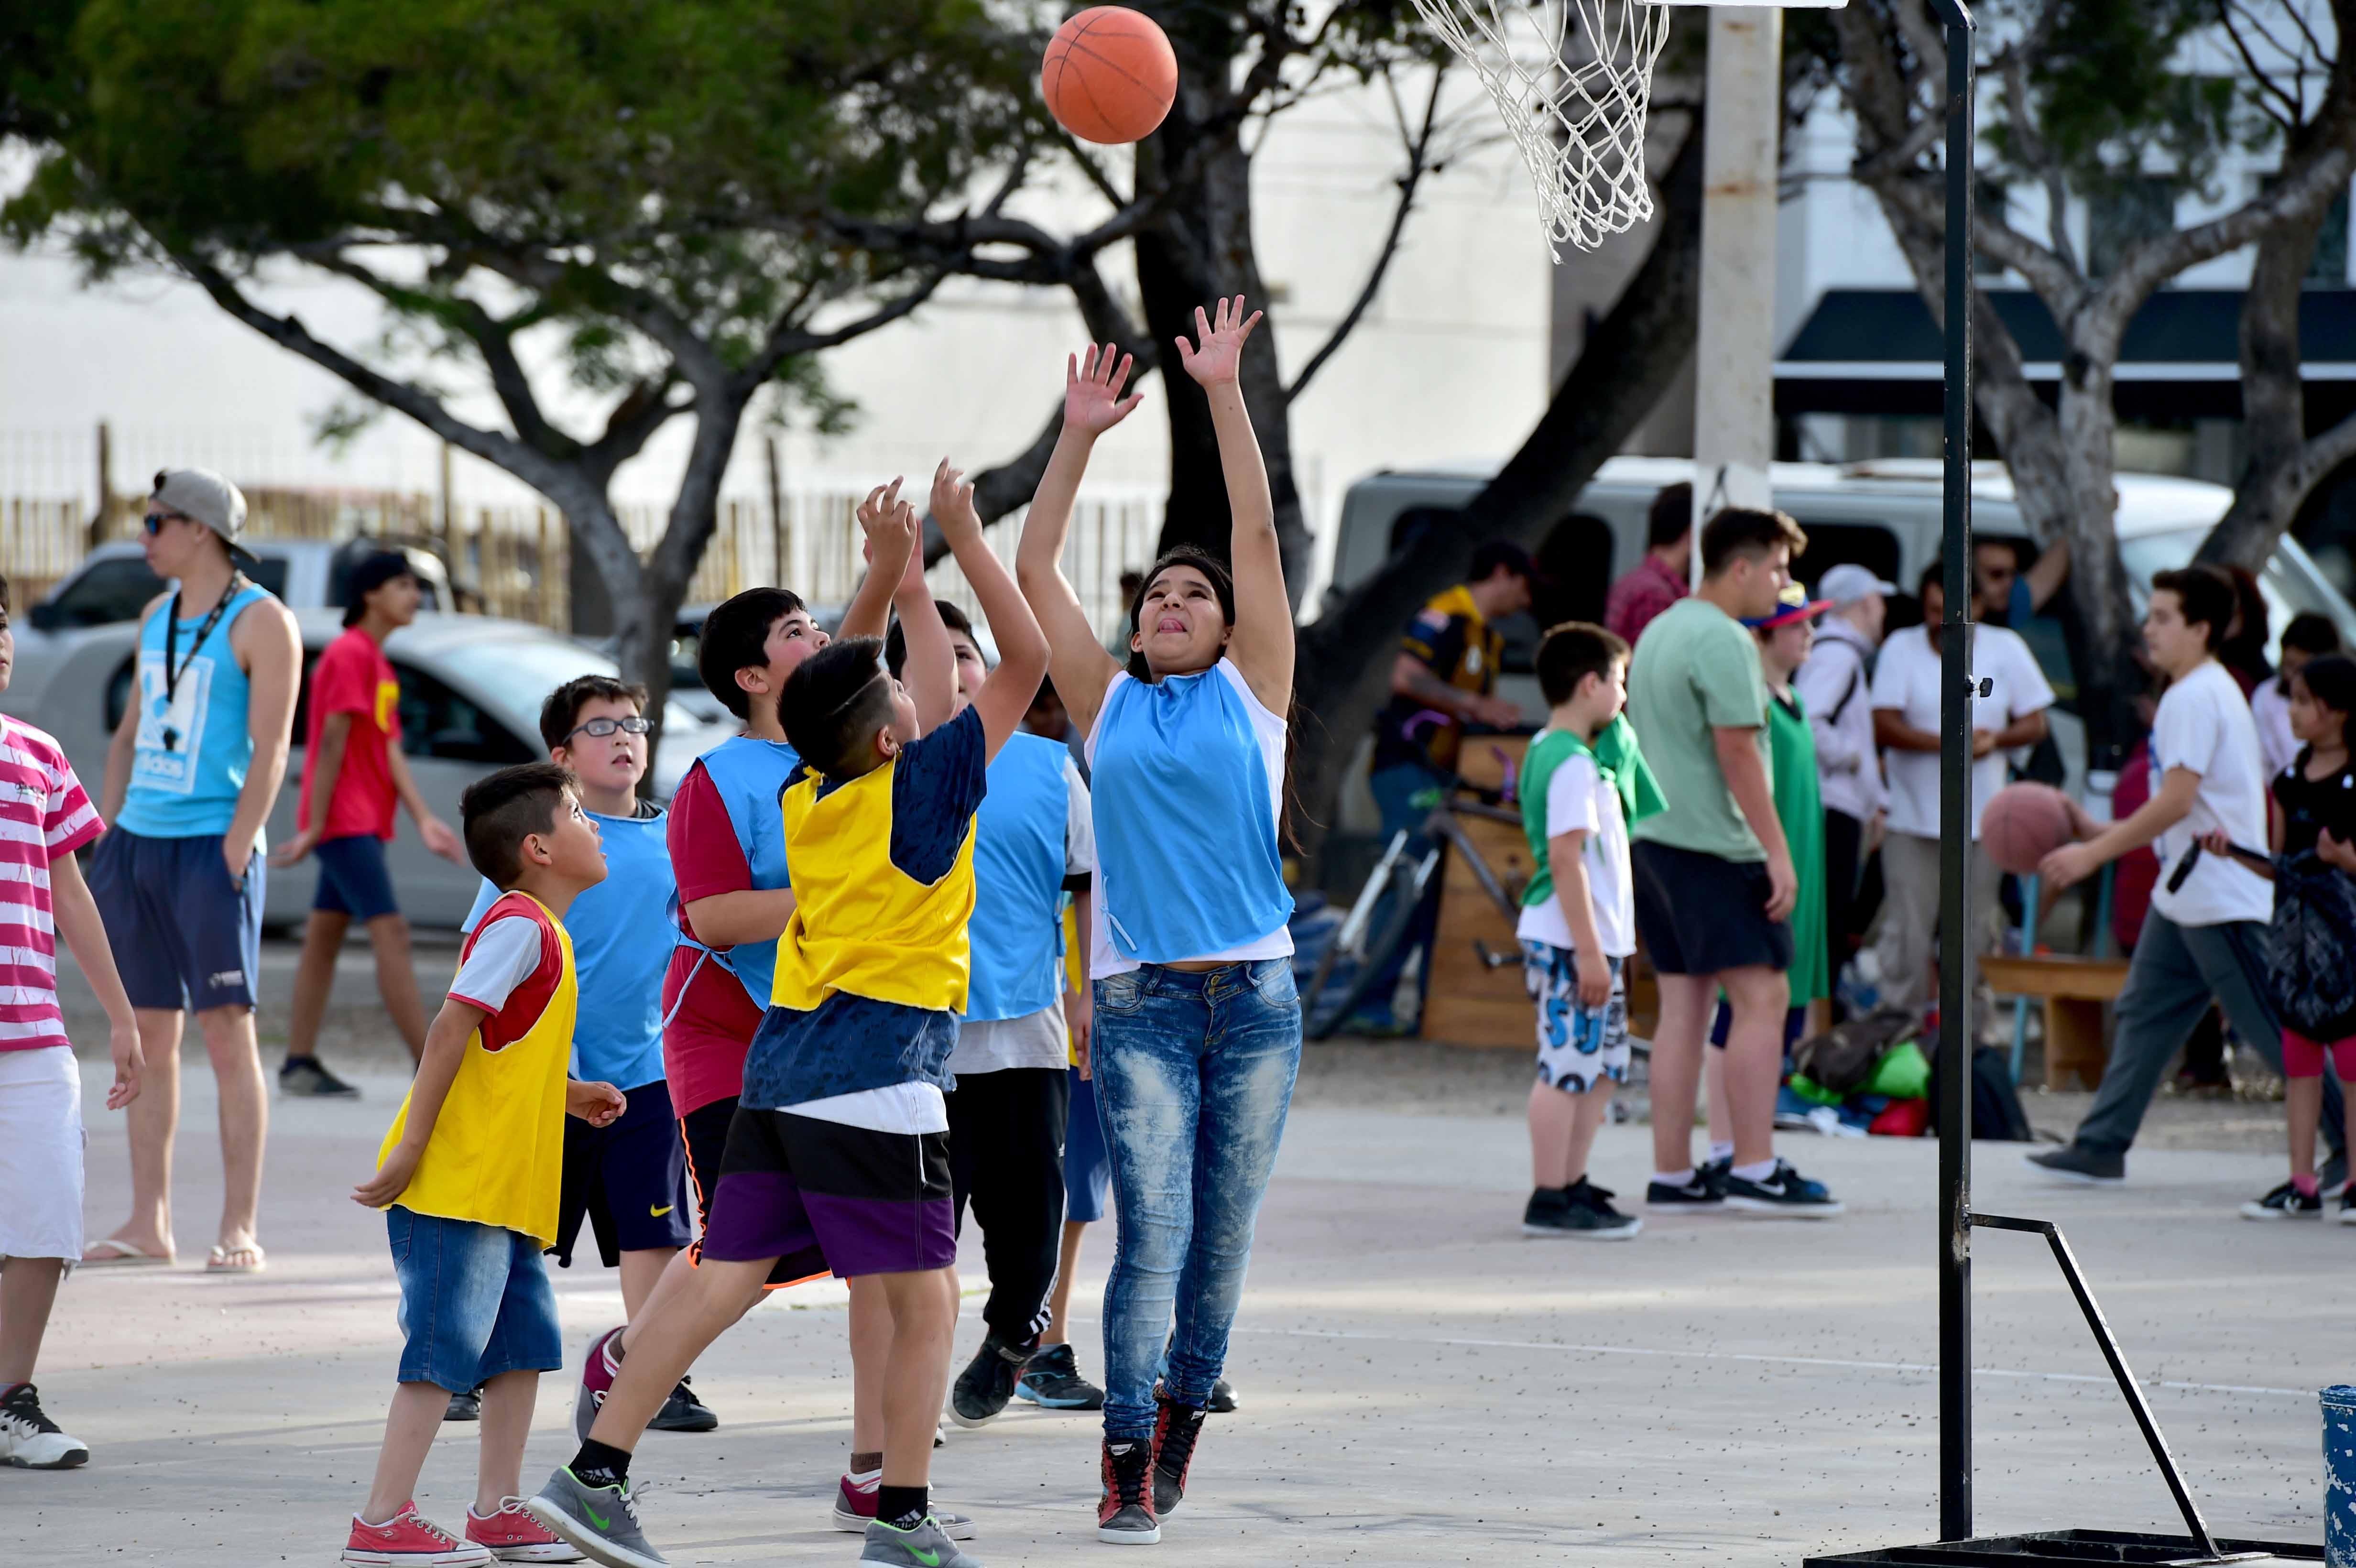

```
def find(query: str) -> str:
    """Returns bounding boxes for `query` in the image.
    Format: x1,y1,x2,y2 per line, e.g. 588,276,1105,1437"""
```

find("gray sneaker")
279,1056,361,1099
862,1517,984,1566
524,1467,666,1568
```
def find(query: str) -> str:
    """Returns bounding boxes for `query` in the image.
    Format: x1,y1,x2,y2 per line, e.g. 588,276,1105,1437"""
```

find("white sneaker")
0,1383,90,1469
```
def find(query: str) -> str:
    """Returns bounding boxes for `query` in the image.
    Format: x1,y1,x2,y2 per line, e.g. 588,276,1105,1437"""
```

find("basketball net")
1407,0,1673,257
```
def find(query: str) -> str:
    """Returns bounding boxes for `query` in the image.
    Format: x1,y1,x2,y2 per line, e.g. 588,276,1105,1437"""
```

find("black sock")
875,1484,927,1531
570,1439,632,1491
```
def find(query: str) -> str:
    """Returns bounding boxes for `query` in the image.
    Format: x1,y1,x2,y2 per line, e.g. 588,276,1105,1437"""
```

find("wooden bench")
1977,954,2132,1090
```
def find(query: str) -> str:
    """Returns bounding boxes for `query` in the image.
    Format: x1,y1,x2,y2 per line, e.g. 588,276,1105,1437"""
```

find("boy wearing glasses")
457,675,711,1430
274,552,466,1097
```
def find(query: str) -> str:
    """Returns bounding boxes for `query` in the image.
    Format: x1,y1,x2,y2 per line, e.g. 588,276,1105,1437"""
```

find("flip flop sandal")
79,1238,174,1268
205,1244,267,1274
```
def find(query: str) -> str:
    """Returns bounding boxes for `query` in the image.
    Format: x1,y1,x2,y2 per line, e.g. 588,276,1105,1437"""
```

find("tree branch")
734,266,952,392
1284,65,1444,406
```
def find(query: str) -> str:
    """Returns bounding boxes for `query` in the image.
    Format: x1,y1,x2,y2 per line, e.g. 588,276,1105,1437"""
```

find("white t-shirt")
1871,623,2056,840
1514,751,1636,958
1088,659,1294,978
2149,659,2273,927
447,917,544,1015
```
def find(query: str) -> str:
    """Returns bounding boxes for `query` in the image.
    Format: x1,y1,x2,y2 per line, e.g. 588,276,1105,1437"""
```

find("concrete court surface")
5,1059,2338,1567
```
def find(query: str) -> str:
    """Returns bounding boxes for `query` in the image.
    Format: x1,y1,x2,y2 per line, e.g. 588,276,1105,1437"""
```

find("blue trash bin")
2324,1384,2356,1566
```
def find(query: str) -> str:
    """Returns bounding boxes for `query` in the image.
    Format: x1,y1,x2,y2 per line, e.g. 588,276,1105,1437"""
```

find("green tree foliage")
3,0,1037,710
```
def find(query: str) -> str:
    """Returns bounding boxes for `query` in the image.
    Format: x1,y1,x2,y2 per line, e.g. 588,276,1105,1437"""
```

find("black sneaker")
1723,1159,1844,1218
1646,1168,1724,1209
2339,1187,2356,1227
279,1056,360,1099
949,1332,1031,1428
1699,1156,1731,1198
1209,1378,1237,1414
648,1375,717,1432
2240,1181,2324,1220
1151,1386,1207,1516
443,1383,482,1422
2024,1143,2126,1185
1015,1342,1105,1410
1522,1180,1643,1240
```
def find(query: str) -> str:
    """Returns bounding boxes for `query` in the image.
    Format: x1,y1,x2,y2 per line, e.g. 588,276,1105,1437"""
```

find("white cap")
1818,563,1897,605
150,468,254,563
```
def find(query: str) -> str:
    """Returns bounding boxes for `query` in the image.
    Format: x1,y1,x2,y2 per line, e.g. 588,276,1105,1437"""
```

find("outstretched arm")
840,478,915,644
1176,296,1292,713
1017,345,1137,737
886,471,955,733
939,461,1048,762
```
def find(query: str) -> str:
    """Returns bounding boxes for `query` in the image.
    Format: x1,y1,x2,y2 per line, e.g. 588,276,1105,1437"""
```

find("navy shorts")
678,1095,828,1288
87,828,264,1013
312,834,399,920
1630,839,1794,978
550,1077,694,1269
1063,1066,1110,1224
702,1107,955,1280
388,1206,562,1393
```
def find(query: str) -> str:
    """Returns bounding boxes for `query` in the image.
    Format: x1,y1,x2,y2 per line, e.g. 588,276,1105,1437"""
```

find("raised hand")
932,457,982,549
1175,294,1263,389
857,476,918,589
1064,342,1144,435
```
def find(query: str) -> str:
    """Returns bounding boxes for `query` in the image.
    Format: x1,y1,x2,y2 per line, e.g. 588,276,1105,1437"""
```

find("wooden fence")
1,486,1165,643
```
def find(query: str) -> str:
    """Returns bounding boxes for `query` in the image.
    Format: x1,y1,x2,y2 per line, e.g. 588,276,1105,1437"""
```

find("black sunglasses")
142,511,188,535
563,716,651,742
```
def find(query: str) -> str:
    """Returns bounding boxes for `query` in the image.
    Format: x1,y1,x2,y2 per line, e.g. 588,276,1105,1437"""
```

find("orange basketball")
1981,782,2076,876
1041,7,1178,145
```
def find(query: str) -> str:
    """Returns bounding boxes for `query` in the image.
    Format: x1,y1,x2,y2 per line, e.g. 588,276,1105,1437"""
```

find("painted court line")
1227,1324,2312,1400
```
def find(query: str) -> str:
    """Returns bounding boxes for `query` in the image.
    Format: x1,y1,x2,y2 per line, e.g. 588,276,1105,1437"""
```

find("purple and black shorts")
700,1106,955,1279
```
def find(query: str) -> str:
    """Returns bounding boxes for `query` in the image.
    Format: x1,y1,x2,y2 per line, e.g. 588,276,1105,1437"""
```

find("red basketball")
1041,7,1178,145
1981,782,2076,876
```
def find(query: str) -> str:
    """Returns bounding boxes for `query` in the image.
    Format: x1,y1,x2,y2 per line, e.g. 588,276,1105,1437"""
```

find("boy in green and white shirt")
1516,622,1658,1241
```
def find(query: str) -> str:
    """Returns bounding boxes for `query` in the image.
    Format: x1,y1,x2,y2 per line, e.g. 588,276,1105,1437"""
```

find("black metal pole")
1930,0,1979,1544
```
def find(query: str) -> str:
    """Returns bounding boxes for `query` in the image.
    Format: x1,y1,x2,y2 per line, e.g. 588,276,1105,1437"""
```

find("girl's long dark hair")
1121,543,1309,851
2297,653,2356,752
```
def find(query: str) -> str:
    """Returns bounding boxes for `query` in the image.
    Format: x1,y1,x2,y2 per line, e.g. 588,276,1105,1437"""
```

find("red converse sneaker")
1152,1386,1208,1516
572,1325,624,1443
465,1500,582,1562
341,1502,493,1566
1098,1437,1160,1544
829,1472,976,1539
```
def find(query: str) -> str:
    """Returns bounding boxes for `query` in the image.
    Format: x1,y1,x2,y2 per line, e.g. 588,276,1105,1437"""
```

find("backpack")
1793,1007,1920,1096
2268,853,2356,1037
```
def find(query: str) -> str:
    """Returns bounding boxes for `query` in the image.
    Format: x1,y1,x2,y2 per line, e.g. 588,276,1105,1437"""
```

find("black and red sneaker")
1151,1385,1208,1517
1098,1437,1160,1544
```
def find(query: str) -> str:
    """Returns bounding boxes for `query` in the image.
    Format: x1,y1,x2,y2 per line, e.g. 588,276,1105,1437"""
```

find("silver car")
0,608,726,929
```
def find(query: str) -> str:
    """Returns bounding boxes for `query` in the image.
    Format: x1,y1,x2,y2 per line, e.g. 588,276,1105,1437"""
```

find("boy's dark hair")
461,762,576,888
780,638,897,779
1125,546,1235,682
1647,482,1694,549
1918,561,1943,596
2284,611,2343,657
697,586,809,720
539,674,648,751
2151,564,2236,651
0,573,11,615
1535,621,1630,709
1700,507,1807,578
882,599,978,678
2294,654,2356,740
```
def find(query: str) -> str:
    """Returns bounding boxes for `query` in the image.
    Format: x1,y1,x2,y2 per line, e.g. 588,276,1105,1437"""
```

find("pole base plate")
1804,1530,2313,1566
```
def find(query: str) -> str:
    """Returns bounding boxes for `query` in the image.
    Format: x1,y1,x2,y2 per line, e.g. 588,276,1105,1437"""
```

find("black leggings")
946,1067,1071,1345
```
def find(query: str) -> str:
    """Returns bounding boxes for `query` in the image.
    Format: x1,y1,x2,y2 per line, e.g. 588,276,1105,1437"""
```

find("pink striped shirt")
0,716,103,1052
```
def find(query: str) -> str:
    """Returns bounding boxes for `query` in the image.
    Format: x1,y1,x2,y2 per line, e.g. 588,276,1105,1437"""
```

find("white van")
1323,455,2356,828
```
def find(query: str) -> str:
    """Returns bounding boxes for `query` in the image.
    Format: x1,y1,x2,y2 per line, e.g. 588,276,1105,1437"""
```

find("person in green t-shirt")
1625,508,1842,1220
1512,622,1654,1241
1753,582,1832,1021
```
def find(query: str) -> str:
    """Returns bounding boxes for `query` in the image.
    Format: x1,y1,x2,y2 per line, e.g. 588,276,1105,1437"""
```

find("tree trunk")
1131,19,1314,600
1287,118,1708,861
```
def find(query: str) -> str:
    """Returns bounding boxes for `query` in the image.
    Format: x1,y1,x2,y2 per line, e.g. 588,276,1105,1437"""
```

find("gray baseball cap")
149,468,256,564
1818,563,1898,605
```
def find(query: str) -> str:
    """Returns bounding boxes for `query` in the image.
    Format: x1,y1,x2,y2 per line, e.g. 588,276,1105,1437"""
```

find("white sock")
847,1466,882,1486
1733,1158,1779,1182
1654,1168,1696,1187
1708,1141,1735,1164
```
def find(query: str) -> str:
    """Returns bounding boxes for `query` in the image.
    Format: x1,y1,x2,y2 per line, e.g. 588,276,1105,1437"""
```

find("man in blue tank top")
888,603,1097,1429
84,469,302,1276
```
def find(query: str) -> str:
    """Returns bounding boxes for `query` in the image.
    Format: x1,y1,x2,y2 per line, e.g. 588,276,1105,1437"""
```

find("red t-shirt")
300,627,403,840
660,762,771,1115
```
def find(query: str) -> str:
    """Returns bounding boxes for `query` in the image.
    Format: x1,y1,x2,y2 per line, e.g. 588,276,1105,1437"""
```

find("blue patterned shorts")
1521,939,1630,1094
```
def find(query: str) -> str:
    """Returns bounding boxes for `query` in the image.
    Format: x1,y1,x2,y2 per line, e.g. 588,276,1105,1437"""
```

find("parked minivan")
1323,455,2356,829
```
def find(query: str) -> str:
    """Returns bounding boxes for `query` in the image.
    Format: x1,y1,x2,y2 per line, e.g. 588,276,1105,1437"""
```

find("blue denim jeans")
387,1206,562,1393
1092,958,1302,1440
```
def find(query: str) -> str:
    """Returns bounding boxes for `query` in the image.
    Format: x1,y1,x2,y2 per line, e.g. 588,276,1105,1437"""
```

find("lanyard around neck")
160,574,244,752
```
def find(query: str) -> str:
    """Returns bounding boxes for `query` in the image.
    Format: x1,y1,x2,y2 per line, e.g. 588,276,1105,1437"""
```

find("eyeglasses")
142,511,188,535
563,716,651,742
